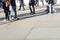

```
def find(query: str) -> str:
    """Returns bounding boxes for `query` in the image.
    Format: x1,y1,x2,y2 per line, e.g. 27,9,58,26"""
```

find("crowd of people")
0,0,57,22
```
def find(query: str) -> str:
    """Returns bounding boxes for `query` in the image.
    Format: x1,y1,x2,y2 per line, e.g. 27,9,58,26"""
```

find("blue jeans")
49,4,53,13
0,3,3,8
46,4,53,13
35,0,39,6
41,0,44,5
12,6,17,18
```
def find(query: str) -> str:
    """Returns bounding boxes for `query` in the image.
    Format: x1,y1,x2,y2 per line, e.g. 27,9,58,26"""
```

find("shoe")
14,18,19,20
19,8,21,10
30,13,32,15
4,19,7,22
11,17,14,20
33,13,35,14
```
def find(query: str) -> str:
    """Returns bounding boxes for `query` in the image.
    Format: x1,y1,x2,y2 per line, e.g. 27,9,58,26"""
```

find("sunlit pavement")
0,5,60,40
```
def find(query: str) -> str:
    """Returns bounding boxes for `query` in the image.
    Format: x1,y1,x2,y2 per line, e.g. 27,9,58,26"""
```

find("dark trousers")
3,2,10,20
19,3,25,10
5,7,10,20
35,0,39,6
46,4,53,13
29,4,35,14
12,6,17,18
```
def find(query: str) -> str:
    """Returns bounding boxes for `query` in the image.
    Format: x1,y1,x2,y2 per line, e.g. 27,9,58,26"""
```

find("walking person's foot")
30,12,32,15
3,19,7,22
18,8,21,11
14,17,19,20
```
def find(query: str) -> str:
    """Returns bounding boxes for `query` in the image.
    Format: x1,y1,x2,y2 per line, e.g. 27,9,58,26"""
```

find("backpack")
6,1,10,7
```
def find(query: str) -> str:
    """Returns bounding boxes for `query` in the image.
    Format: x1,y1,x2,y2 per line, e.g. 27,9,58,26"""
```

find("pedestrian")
41,0,44,6
2,0,10,21
35,0,39,6
19,0,25,10
29,0,35,14
45,0,49,13
48,0,55,13
45,0,56,14
10,0,17,19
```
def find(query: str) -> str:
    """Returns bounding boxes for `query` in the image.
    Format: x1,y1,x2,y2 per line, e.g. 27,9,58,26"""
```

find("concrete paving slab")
0,5,60,40
26,13,60,40
0,13,60,40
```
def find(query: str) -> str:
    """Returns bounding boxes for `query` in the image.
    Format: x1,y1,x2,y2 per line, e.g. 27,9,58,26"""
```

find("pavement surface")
0,5,60,40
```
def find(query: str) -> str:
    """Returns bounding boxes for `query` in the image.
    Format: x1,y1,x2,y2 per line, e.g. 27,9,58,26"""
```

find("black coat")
10,0,16,6
20,0,24,3
49,0,54,5
29,0,35,5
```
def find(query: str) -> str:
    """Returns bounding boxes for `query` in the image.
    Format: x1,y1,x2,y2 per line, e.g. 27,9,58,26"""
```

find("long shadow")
0,9,54,25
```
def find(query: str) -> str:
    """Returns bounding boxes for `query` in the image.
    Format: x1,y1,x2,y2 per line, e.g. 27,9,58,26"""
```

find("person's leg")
5,7,10,21
5,9,8,21
4,11,8,20
49,4,52,13
35,0,37,6
2,2,8,21
12,6,17,18
4,7,8,20
45,5,49,13
41,0,44,5
32,5,35,14
37,0,39,6
51,4,53,12
51,5,56,13
0,3,1,8
7,7,10,20
22,3,25,10
19,4,21,10
29,4,32,14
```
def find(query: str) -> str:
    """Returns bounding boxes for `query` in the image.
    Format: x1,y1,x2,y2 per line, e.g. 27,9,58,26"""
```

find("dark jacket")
29,0,35,5
20,0,24,3
10,0,16,6
19,0,24,5
49,0,54,5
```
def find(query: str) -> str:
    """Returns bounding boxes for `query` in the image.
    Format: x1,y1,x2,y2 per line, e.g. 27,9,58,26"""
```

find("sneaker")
4,19,7,22
30,13,32,15
12,17,14,19
15,18,19,20
33,12,35,14
19,8,21,10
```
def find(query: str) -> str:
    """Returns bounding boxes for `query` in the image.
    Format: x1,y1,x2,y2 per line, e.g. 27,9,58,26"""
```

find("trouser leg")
12,6,17,18
29,5,32,13
32,5,35,14
49,4,52,13
22,4,25,10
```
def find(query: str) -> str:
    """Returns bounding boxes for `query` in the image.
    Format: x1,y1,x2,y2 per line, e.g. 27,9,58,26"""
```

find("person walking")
2,0,10,21
19,0,25,10
29,0,35,14
35,0,39,6
45,0,56,14
45,0,49,13
10,0,17,19
41,0,44,5
48,0,55,13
